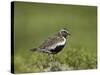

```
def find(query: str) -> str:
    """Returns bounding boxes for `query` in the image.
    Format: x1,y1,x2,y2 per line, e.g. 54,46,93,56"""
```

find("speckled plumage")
31,28,70,54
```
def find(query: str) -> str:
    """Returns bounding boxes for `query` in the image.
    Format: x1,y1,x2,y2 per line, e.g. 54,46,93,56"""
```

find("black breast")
50,45,65,54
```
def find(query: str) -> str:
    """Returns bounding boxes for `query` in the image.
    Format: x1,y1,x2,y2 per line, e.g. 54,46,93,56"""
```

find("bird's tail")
30,48,37,51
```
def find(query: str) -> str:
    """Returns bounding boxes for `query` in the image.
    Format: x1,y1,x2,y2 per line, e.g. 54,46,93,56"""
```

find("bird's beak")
68,33,71,36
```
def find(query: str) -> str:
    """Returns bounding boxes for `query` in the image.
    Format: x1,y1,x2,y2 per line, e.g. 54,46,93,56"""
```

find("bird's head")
59,28,71,38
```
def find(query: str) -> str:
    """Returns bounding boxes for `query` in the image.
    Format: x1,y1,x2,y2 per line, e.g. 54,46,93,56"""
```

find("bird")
31,28,70,62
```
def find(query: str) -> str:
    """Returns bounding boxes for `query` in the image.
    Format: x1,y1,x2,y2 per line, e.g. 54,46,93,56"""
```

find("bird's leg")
52,54,57,68
47,54,53,68
47,53,53,62
49,54,55,62
48,54,57,69
53,54,55,63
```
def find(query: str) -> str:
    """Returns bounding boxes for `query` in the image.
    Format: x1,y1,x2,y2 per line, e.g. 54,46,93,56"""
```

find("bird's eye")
63,31,67,33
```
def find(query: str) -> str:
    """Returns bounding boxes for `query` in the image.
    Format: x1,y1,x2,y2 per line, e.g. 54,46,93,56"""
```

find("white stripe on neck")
48,37,66,50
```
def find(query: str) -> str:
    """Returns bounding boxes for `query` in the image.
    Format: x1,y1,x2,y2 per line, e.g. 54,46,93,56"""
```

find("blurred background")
13,1,97,73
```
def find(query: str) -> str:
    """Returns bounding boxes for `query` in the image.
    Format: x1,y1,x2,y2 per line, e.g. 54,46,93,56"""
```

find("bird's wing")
39,36,66,50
